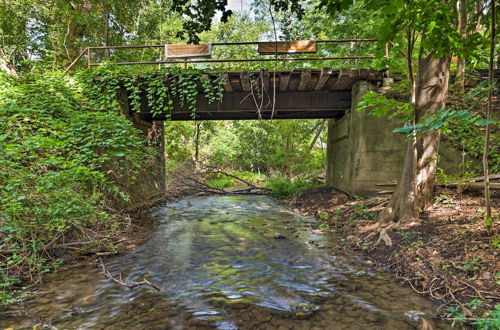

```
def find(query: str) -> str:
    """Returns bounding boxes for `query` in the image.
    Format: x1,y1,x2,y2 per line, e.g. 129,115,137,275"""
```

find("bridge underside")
132,68,386,121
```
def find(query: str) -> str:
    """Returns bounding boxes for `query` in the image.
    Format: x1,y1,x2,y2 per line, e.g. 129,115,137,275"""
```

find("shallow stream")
1,196,450,329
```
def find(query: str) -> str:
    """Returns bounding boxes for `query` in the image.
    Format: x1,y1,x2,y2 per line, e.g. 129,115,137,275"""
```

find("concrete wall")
326,81,406,195
326,81,468,196
114,90,166,210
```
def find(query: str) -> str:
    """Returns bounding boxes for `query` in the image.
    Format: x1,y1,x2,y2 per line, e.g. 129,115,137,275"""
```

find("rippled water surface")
1,196,450,329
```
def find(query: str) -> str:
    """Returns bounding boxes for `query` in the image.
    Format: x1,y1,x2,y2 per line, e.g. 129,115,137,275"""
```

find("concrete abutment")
115,90,166,209
326,80,469,196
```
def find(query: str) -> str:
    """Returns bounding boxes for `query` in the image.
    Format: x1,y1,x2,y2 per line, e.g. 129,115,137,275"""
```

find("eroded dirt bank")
285,187,499,325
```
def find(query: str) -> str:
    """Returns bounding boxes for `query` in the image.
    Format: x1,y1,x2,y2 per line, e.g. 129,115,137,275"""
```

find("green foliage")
472,304,500,330
358,91,411,120
393,108,494,137
80,66,224,119
264,176,323,198
359,81,499,176
165,118,327,177
447,301,500,329
0,71,151,303
207,175,236,190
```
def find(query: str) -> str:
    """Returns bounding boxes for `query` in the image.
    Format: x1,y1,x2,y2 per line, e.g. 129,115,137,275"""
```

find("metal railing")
63,39,387,75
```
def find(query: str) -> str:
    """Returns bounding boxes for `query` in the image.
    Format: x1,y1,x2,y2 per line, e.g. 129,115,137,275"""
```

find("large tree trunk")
380,44,450,224
414,50,451,212
379,140,416,223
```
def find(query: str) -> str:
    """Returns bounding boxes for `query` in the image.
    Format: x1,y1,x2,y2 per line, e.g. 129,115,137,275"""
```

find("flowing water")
1,196,450,329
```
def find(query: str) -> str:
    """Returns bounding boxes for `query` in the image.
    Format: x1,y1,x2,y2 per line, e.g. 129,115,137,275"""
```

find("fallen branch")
99,257,166,292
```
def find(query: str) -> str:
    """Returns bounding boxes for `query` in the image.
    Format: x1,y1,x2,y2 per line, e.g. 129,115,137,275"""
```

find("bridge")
133,68,387,121
66,40,418,206
66,39,390,121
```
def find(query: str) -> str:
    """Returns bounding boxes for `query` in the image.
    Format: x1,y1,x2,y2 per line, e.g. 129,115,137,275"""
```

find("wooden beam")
279,73,291,91
229,73,242,92
297,70,311,91
314,68,333,91
288,71,301,91
328,69,355,90
240,72,251,92
220,72,233,92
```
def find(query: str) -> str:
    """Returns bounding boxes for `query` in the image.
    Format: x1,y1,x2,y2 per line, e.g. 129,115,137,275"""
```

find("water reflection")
0,196,450,329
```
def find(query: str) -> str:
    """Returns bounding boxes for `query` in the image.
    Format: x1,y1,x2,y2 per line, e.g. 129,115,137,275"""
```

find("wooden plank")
166,44,211,58
314,68,333,91
229,73,242,92
328,69,355,90
258,41,317,55
240,72,251,92
323,70,340,90
305,72,320,90
219,72,233,92
279,73,291,91
297,70,311,91
287,70,301,91
358,68,369,80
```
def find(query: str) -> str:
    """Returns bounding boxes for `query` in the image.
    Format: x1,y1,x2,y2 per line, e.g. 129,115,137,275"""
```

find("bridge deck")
133,68,389,121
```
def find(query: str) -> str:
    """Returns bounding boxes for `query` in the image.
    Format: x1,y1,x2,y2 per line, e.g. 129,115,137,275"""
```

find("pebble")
274,232,286,239
480,272,492,280
404,310,426,321
364,313,380,323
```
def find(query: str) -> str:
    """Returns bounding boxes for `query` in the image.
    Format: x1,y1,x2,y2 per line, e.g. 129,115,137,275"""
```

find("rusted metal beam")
88,56,375,67
62,48,88,75
63,38,383,73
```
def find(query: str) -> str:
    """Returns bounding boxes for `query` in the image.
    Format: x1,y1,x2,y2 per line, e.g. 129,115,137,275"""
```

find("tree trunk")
379,140,416,223
414,49,451,212
194,122,201,162
483,0,496,229
380,41,450,224
455,0,467,91
0,49,18,77
104,9,110,60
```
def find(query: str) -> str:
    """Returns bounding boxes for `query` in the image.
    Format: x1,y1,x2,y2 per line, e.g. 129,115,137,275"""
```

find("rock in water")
273,232,285,239
291,303,320,319
404,310,426,321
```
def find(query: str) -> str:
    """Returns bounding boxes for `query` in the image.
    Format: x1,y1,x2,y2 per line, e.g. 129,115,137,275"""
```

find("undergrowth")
0,72,154,304
264,176,324,198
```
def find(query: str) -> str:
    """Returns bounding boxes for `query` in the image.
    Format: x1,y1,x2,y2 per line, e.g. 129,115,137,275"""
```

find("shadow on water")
0,195,451,329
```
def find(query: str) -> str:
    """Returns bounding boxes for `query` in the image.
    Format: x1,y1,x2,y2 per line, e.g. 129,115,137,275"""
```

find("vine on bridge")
79,66,225,119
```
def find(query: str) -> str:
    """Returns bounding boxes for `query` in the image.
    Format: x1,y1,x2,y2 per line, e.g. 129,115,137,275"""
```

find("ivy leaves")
86,67,225,120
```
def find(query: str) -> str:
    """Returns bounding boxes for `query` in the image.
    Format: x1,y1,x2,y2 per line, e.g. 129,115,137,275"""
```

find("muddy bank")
285,187,499,325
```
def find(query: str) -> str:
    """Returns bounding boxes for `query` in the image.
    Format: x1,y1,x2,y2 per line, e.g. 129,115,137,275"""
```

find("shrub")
0,72,151,303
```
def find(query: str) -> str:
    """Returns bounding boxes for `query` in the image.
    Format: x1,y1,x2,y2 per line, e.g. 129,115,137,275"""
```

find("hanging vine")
79,66,225,120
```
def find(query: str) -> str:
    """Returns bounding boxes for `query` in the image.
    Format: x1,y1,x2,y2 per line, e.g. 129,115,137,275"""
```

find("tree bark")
194,122,201,162
379,140,416,223
483,0,496,228
0,48,18,77
380,39,450,223
414,49,451,212
455,0,467,91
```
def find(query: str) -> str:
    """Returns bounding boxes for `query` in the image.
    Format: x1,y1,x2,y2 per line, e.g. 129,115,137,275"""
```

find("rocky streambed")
0,195,451,329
